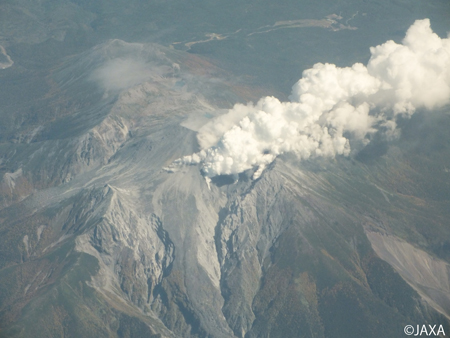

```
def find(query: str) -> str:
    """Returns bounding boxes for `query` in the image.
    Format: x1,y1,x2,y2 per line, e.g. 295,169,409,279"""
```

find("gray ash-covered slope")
0,39,240,337
0,36,450,338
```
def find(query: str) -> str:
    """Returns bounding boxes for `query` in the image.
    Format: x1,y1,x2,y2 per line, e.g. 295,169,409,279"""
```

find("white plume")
173,19,450,178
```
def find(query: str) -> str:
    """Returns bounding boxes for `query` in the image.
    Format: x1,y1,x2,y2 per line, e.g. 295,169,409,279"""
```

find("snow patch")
4,168,23,192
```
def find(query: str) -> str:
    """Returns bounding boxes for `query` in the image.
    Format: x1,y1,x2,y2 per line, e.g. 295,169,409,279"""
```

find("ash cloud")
173,19,450,178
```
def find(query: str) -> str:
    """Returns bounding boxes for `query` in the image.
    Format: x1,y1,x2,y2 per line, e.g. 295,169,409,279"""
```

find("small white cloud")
91,58,163,92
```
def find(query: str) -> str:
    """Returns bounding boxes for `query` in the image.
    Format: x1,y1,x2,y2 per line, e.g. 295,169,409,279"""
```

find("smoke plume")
173,19,450,178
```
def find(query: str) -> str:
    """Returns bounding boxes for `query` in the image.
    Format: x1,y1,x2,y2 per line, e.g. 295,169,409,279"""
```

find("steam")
173,19,450,178
91,58,164,92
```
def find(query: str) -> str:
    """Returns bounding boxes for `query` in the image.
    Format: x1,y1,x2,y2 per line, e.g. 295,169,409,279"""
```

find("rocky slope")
0,36,449,338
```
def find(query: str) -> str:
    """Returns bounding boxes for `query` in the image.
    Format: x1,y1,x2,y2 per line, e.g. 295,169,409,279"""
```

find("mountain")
1,1,450,337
